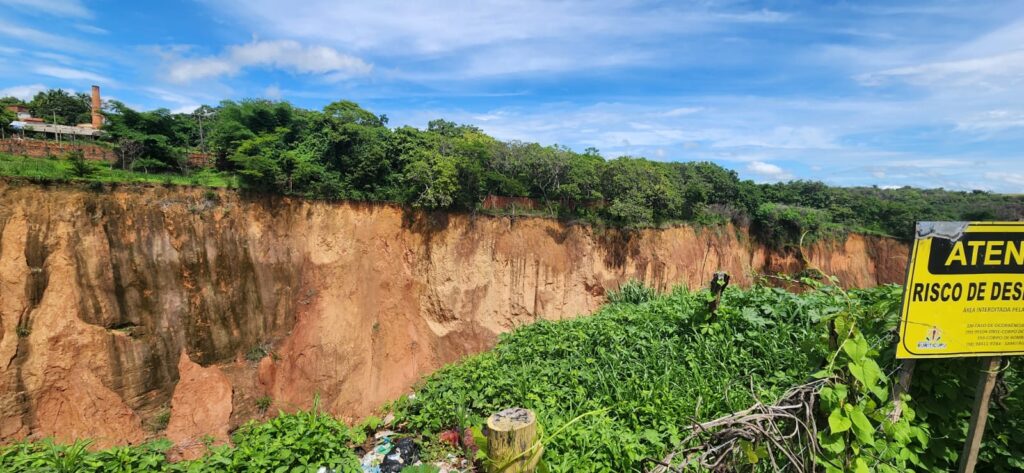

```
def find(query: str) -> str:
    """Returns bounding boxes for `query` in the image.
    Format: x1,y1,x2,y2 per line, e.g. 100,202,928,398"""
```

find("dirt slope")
0,181,908,448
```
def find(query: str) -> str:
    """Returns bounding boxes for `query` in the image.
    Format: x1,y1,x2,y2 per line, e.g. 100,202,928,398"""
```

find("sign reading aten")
898,222,1024,359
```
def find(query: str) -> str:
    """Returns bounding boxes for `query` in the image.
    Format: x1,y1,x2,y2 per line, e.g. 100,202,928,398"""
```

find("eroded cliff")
0,180,908,449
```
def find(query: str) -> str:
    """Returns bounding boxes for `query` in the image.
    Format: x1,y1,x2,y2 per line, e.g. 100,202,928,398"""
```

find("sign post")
957,356,1002,473
897,222,1024,473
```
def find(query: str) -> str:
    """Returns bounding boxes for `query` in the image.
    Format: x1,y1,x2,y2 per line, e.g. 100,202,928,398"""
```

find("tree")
601,157,683,227
192,105,216,152
230,128,290,192
116,138,144,170
556,152,604,204
302,104,394,200
323,100,385,127
29,89,90,125
403,149,460,208
0,96,24,108
67,150,96,178
0,108,14,139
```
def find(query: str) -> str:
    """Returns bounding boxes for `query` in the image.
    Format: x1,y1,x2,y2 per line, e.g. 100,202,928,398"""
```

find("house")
4,105,41,122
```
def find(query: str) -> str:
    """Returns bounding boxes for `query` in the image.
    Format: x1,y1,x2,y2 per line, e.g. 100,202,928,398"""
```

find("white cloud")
746,161,793,181
206,1,787,54
264,84,281,99
663,107,703,117
984,172,1024,187
170,104,200,114
33,65,111,84
858,51,1024,89
956,110,1024,131
0,20,68,43
167,40,371,83
74,24,109,35
0,0,91,18
198,0,788,78
0,83,46,100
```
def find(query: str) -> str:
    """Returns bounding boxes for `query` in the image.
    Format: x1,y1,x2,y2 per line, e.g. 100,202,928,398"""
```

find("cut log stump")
486,407,541,473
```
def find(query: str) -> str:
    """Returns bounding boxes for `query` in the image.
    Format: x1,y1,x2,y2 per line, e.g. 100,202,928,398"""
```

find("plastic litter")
362,433,420,473
361,436,393,473
379,437,419,473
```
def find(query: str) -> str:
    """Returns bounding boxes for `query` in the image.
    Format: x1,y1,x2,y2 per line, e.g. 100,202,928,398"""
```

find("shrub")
66,150,96,178
256,396,273,414
753,202,837,248
149,407,170,432
606,279,657,304
0,403,364,472
246,343,270,362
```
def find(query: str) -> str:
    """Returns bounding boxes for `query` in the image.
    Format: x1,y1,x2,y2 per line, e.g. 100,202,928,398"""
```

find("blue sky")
2,1,1024,192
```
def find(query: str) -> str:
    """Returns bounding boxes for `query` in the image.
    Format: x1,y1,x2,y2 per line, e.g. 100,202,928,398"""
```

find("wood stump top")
487,407,536,432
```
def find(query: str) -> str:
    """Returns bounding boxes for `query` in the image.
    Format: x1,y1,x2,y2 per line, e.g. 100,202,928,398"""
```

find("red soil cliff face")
0,181,908,449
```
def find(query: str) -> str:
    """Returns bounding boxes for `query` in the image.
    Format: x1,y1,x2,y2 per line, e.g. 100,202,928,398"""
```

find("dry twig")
649,379,826,473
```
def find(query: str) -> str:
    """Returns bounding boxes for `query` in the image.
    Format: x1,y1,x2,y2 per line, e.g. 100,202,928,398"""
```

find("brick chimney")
91,85,102,129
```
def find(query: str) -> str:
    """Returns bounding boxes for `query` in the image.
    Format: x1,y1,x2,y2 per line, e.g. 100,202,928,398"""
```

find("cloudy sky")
1,0,1024,192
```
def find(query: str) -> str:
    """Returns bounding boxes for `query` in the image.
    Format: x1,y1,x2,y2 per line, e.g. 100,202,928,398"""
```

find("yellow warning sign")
897,222,1024,359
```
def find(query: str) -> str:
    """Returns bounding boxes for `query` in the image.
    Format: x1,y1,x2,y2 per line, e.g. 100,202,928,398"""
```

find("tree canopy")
8,88,1022,245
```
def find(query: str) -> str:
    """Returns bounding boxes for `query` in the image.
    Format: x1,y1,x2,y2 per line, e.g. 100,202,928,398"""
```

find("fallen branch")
649,379,826,473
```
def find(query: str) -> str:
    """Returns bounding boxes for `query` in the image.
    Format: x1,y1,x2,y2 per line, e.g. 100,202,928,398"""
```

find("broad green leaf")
849,406,876,446
829,409,852,433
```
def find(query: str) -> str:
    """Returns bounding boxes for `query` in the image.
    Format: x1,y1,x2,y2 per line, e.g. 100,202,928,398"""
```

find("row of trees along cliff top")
3,91,1023,244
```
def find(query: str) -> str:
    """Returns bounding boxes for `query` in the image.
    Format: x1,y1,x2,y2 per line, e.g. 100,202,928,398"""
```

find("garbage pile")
361,431,421,473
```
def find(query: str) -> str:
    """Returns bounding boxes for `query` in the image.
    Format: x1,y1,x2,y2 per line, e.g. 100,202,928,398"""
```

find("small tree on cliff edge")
67,150,96,178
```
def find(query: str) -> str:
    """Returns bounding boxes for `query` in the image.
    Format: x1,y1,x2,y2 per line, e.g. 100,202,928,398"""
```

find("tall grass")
0,153,238,188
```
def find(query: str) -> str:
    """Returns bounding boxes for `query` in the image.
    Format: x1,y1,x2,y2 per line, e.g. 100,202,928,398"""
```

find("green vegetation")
245,343,271,362
255,396,273,414
606,279,657,304
1,401,365,472
394,282,1023,472
2,283,1023,471
5,90,1023,246
0,153,237,188
149,408,171,433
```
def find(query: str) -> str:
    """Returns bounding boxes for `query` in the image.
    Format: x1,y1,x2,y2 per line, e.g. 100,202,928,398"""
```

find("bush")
66,150,96,178
256,395,273,413
246,343,270,362
0,402,365,472
606,279,657,304
753,202,837,248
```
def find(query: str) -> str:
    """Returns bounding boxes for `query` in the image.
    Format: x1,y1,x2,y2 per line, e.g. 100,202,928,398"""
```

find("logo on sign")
917,326,947,350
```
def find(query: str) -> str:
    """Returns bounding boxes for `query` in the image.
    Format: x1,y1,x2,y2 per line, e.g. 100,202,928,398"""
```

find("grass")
0,153,238,188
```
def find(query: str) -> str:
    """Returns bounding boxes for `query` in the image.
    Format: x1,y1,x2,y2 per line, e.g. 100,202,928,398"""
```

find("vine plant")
812,278,930,473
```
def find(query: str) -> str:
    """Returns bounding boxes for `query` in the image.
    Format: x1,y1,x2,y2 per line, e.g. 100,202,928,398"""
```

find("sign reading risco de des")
897,222,1024,359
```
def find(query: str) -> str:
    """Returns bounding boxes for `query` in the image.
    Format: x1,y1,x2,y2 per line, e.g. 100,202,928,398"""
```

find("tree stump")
486,407,541,473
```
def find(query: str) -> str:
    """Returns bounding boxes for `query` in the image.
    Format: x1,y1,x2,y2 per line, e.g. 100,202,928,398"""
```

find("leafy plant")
245,343,271,362
255,395,273,414
815,333,929,472
394,284,852,471
606,278,657,304
46,439,91,473
67,150,96,178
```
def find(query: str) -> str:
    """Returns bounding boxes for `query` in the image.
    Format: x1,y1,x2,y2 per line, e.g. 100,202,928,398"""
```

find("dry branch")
650,379,826,473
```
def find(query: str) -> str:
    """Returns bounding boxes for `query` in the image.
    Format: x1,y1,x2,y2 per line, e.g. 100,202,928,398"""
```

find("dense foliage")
0,402,365,472
4,90,1022,245
395,283,1023,472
